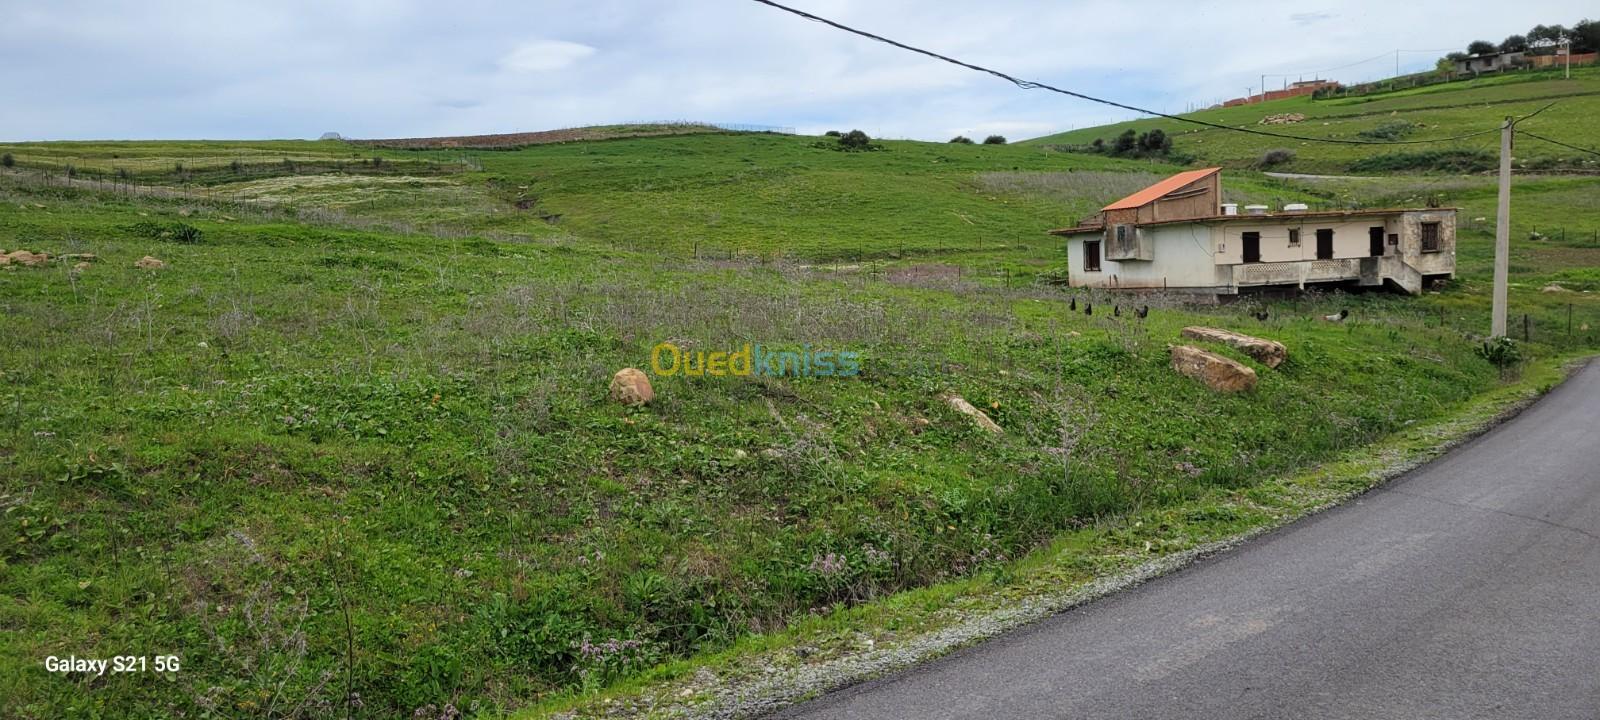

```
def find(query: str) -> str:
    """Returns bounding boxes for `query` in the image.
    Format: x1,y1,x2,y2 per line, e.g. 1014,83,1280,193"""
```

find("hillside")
1025,67,1600,174
3,116,1599,718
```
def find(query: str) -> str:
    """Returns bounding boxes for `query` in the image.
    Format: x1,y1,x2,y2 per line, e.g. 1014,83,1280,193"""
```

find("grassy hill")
2,108,1599,717
1026,66,1600,174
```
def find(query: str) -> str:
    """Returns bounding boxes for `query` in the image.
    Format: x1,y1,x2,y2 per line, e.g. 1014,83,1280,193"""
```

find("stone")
134,256,166,270
943,395,1002,434
608,367,653,405
72,261,90,272
1170,345,1258,392
5,249,49,267
1541,283,1571,293
1180,326,1288,369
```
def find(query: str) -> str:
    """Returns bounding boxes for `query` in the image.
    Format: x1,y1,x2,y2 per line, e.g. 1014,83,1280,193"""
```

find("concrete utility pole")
1492,116,1513,337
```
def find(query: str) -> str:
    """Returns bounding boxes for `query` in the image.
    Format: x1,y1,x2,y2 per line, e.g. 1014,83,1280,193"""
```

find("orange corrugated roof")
1101,167,1221,211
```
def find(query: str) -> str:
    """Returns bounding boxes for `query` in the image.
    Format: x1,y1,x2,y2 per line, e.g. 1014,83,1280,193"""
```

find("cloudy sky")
2,0,1591,142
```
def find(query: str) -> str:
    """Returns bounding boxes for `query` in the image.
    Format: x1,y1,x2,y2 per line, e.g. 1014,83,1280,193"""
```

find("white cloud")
498,40,596,73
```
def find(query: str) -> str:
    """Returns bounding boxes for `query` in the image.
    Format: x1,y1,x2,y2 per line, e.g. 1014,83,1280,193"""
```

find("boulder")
134,256,166,270
608,368,654,405
1180,326,1287,369
1170,345,1257,392
5,249,49,267
943,395,1002,434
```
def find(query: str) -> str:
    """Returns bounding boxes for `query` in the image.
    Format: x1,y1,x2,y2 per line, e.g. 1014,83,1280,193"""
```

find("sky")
1,0,1592,142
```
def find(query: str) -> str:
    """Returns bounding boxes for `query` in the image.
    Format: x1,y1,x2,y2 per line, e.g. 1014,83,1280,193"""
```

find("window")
1083,240,1101,272
1242,232,1262,264
1288,228,1301,246
1315,228,1334,260
1421,222,1441,252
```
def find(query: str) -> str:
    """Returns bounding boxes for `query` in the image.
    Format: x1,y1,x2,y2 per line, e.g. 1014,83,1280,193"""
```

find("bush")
1,153,13,168
982,135,1007,145
128,221,204,244
1137,129,1171,153
837,129,872,150
823,130,841,137
948,135,974,144
1348,149,1494,174
1112,129,1137,155
1356,121,1417,141
1256,148,1296,168
1477,336,1522,372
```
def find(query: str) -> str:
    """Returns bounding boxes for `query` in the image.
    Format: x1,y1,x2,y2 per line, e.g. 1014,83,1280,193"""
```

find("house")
1049,168,1455,296
1453,51,1527,74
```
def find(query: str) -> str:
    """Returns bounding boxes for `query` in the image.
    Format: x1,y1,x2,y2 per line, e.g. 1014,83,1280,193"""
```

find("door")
1316,229,1334,260
1242,232,1261,264
1369,226,1386,257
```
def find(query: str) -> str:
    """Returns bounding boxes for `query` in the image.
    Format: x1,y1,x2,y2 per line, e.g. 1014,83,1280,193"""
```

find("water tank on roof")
1222,203,1239,216
1244,204,1269,215
1283,203,1309,212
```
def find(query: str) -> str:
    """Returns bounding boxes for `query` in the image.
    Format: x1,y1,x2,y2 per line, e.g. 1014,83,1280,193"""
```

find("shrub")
948,135,974,144
1090,138,1105,152
1349,149,1494,174
1256,148,1295,167
229,159,243,174
982,135,1007,145
1112,129,1137,155
128,221,204,244
1137,129,1171,153
837,129,873,150
1356,121,1417,141
1477,336,1522,372
823,130,841,137
1,153,13,168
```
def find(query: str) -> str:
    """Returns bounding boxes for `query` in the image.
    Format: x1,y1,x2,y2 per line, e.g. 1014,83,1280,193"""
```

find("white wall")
1066,224,1219,289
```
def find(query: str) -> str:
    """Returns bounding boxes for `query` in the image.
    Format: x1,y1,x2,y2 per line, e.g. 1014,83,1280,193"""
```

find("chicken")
1253,311,1270,321
1323,308,1350,322
1069,297,1077,311
1135,305,1150,319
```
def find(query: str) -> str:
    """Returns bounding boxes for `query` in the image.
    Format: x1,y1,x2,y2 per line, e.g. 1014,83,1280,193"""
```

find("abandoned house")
1050,168,1455,296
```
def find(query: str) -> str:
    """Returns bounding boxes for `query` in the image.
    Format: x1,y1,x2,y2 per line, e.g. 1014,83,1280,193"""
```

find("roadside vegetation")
3,69,1599,717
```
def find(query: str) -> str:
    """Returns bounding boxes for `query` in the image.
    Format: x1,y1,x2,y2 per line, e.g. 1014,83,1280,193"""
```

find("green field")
3,75,1600,718
1027,66,1600,174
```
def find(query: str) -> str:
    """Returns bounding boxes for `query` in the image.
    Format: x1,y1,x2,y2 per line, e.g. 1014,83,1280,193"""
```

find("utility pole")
1492,116,1513,337
1396,49,1400,79
1563,37,1571,79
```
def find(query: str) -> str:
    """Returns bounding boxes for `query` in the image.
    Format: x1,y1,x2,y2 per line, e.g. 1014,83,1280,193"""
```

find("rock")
72,261,90,273
608,368,653,405
1171,345,1257,392
5,249,49,267
134,256,166,270
1180,326,1287,369
1541,283,1571,293
943,395,1002,434
760,448,785,460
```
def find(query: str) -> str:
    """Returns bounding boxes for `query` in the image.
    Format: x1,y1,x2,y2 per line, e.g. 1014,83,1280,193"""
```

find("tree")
1089,138,1105,152
948,135,974,144
1,153,12,168
1528,24,1568,48
1137,129,1171,154
837,129,872,150
1112,129,1137,155
1466,40,1497,56
982,135,1007,145
1572,19,1599,53
1499,34,1529,52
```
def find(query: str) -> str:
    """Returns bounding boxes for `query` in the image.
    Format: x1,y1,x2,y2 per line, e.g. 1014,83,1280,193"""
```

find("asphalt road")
775,362,1600,720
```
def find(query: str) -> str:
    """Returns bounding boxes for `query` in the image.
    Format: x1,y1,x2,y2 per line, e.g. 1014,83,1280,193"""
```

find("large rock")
1180,326,1287,369
5,249,49,267
134,256,166,270
1170,345,1258,392
609,368,654,405
943,395,1002,434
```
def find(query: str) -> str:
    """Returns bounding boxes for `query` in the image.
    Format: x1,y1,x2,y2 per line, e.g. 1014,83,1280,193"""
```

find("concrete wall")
1065,223,1220,290
1214,216,1396,265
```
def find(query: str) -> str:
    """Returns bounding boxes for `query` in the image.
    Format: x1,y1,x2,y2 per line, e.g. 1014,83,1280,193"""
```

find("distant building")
1221,79,1341,107
1453,51,1527,74
1049,169,1455,296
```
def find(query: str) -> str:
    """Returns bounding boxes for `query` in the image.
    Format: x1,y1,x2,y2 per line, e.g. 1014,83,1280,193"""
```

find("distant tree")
1089,138,1106,152
229,159,243,174
824,130,842,137
1573,19,1599,53
948,135,974,144
1,153,12,168
1256,149,1295,167
1445,51,1469,61
1137,129,1171,154
1528,24,1568,49
1499,34,1529,52
1112,129,1138,155
837,129,872,150
1466,40,1498,55
982,135,1007,145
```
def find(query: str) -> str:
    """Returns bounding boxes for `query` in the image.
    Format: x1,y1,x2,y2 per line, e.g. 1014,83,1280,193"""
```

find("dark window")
1288,228,1300,246
1421,222,1441,252
1369,226,1386,257
1083,240,1101,271
1242,232,1261,264
1316,228,1334,260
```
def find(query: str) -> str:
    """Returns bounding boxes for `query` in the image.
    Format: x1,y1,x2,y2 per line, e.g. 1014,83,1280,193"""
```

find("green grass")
2,115,1598,718
1026,66,1600,174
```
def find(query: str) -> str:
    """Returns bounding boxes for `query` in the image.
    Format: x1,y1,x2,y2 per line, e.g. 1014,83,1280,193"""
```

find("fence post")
1569,303,1574,338
1523,313,1530,342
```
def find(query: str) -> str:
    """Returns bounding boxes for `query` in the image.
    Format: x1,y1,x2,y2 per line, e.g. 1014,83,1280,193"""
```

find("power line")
1262,48,1459,79
1520,131,1600,158
750,0,1500,146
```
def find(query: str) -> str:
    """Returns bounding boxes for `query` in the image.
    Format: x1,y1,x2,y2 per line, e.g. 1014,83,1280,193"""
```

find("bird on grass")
1253,310,1270,321
1084,302,1093,316
1135,305,1150,319
1069,297,1077,311
1114,305,1121,317
1323,308,1350,322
